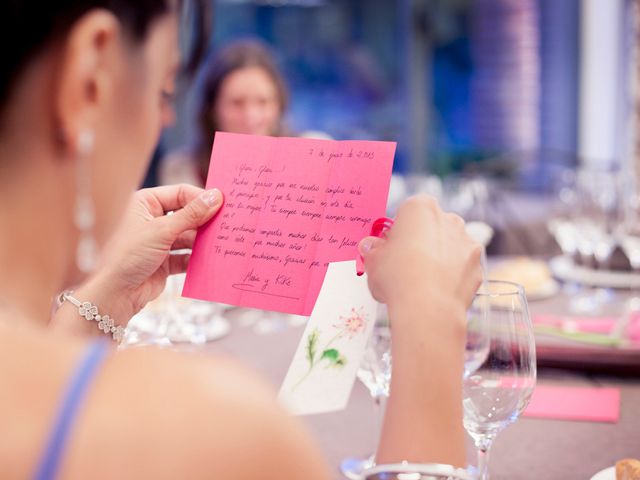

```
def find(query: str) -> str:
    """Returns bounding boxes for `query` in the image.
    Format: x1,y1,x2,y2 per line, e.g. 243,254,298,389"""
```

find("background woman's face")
214,66,281,136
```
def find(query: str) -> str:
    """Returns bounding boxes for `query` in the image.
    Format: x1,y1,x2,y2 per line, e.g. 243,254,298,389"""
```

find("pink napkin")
524,385,620,423
533,314,640,343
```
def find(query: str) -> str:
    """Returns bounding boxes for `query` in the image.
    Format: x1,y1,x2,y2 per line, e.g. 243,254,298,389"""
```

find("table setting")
120,143,640,479
121,268,639,479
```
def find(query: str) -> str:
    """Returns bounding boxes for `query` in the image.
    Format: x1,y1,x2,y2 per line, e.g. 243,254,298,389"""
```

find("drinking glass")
342,263,491,479
566,168,621,313
122,273,231,347
546,166,579,257
617,193,640,271
463,281,536,480
612,192,640,341
340,323,392,479
574,168,621,268
464,291,491,379
443,176,490,222
164,299,230,345
361,462,473,480
465,250,491,378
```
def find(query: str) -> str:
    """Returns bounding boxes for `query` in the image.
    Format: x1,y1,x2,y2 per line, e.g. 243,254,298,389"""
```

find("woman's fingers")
144,184,205,213
162,188,224,237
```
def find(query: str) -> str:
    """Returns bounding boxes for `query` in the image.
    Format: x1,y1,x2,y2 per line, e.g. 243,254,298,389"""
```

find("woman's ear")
54,9,120,153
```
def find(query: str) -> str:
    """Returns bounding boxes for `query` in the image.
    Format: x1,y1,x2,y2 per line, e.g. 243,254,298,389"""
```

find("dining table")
187,282,640,480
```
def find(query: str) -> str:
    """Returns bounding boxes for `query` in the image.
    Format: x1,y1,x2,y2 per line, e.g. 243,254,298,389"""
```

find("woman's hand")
359,195,482,314
363,196,483,466
52,184,223,336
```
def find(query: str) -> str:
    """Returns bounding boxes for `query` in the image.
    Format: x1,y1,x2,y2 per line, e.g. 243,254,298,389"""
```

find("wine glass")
574,167,621,269
546,166,579,258
566,167,621,313
164,299,230,345
443,176,490,222
617,192,640,271
342,263,491,479
361,462,473,480
612,192,640,341
122,273,231,347
340,321,392,479
464,292,491,379
463,281,537,480
161,274,231,345
465,250,491,378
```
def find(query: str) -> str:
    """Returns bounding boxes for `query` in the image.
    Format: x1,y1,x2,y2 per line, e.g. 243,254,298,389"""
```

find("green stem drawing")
291,327,348,392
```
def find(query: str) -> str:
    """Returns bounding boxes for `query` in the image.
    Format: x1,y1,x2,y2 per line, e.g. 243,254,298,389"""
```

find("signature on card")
231,268,300,300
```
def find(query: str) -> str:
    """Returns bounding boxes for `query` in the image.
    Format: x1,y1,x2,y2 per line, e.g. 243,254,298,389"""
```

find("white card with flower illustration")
279,260,377,415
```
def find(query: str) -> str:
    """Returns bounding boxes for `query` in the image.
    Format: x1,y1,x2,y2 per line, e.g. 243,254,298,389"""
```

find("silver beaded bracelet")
59,291,125,343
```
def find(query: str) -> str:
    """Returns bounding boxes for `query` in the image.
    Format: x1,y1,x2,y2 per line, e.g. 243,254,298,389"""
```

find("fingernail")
200,188,222,208
359,239,373,254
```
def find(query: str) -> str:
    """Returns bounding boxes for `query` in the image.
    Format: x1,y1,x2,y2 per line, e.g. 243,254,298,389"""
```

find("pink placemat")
524,385,620,423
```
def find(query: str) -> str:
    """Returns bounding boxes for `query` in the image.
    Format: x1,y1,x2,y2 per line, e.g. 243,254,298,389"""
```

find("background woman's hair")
192,39,290,178
0,0,210,117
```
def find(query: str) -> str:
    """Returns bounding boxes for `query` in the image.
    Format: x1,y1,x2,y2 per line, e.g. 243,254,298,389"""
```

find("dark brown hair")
192,39,289,180
0,0,209,117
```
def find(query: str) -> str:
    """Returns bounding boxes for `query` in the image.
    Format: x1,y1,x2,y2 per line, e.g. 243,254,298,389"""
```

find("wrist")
51,275,136,338
383,259,465,311
387,286,467,346
76,273,137,325
55,291,126,342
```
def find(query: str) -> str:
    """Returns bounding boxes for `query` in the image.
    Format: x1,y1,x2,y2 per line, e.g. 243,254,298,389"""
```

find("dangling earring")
74,129,98,274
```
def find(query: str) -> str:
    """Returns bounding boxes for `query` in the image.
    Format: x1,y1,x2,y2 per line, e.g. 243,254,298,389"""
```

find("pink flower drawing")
334,306,368,339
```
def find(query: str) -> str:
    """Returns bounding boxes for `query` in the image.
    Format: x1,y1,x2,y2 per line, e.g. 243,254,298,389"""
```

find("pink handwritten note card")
524,386,620,423
183,132,396,315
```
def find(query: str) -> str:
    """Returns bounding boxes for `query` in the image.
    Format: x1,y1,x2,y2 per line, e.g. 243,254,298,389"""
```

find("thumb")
164,188,224,236
358,236,384,259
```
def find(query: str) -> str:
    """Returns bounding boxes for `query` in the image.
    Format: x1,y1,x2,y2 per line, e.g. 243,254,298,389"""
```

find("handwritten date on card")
183,133,395,315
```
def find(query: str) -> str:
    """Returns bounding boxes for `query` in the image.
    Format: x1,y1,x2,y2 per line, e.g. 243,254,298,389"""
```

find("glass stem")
372,395,387,463
474,436,494,480
477,446,491,480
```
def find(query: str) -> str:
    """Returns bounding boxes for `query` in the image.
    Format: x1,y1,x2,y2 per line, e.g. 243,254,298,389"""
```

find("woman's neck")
0,51,77,325
0,143,74,325
0,247,62,325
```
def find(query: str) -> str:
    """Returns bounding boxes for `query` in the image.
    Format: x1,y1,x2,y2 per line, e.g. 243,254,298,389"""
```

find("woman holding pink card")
0,2,481,479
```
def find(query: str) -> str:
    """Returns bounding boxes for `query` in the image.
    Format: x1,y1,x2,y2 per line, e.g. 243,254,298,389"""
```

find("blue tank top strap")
34,340,110,480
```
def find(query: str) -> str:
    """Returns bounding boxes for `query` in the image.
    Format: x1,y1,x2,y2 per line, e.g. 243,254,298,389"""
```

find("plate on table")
550,256,640,289
526,279,560,301
489,257,559,301
591,466,615,480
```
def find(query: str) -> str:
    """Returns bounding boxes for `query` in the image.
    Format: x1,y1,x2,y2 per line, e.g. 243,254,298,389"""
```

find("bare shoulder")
63,347,331,480
0,323,329,479
0,322,91,479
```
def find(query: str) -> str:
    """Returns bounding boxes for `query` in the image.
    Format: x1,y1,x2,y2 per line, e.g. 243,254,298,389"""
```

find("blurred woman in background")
160,40,290,185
